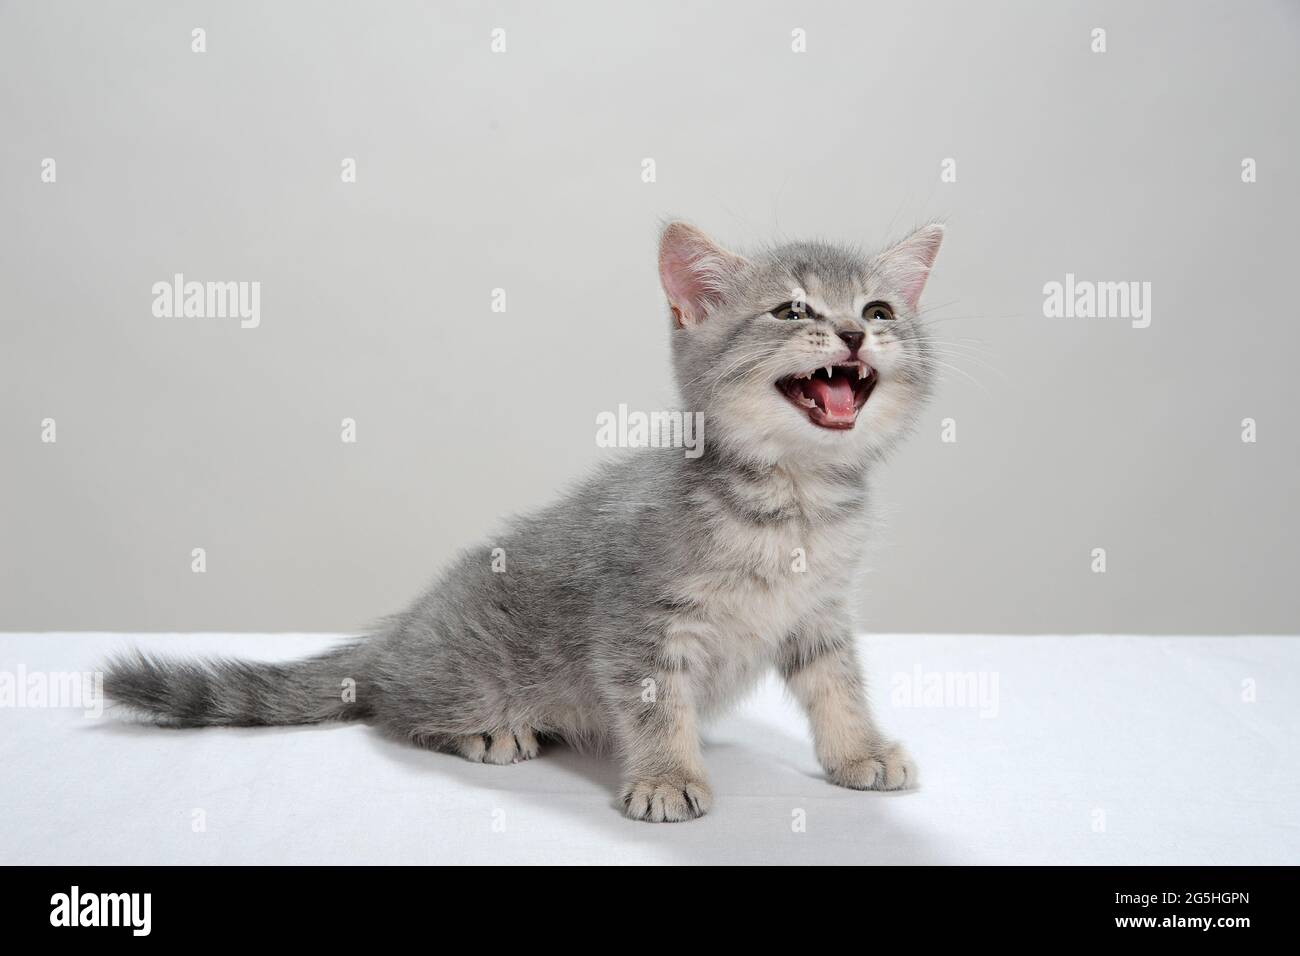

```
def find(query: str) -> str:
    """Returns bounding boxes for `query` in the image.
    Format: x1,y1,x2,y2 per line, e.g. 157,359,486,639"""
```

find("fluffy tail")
103,642,371,727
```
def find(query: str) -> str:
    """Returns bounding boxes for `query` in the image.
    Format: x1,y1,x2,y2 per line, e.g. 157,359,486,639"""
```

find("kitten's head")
659,221,944,466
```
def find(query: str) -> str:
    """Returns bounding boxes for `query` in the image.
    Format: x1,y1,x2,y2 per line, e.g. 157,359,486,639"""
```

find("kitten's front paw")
828,742,918,791
621,774,713,822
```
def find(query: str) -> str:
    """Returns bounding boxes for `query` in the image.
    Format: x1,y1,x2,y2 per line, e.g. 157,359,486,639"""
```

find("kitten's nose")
837,329,865,355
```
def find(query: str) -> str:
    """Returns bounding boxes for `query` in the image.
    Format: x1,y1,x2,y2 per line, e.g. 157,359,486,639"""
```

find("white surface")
0,632,1296,865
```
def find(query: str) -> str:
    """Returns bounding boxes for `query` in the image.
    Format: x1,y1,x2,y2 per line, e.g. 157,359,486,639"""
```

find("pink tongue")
804,375,857,420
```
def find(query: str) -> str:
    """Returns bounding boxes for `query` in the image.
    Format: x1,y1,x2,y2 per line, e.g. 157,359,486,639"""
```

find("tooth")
824,366,832,378
858,365,868,379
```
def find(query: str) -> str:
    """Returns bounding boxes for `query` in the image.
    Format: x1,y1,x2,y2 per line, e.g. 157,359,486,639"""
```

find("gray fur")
104,221,945,821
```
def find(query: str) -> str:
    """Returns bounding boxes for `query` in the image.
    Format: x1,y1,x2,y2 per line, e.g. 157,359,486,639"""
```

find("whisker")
891,353,989,392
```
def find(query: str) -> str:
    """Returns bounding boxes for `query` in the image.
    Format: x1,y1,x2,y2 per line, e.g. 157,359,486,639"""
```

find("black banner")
4,865,1286,941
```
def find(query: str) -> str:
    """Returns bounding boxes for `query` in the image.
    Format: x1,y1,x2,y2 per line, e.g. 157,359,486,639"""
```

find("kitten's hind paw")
413,728,540,764
828,742,918,791
455,728,540,765
621,774,713,822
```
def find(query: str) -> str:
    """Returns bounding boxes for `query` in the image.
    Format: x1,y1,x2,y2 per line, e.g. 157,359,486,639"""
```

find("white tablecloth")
1,632,1295,865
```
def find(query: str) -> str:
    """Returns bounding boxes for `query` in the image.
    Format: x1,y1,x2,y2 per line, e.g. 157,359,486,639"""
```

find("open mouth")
776,361,876,430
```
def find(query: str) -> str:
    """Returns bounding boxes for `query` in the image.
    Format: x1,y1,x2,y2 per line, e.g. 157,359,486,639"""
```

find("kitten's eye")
773,302,812,321
862,301,895,322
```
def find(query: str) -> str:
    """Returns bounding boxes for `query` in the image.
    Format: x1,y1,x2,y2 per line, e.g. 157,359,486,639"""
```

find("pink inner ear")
659,223,746,327
659,245,711,327
882,225,944,310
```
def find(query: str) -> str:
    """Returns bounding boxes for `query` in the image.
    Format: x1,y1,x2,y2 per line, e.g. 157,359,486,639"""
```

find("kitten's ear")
658,221,749,328
874,223,944,310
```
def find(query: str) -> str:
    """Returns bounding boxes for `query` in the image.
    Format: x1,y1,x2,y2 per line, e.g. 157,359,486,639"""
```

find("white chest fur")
668,470,868,713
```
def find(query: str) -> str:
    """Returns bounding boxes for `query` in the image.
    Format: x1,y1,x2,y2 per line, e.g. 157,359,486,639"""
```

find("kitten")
105,221,944,822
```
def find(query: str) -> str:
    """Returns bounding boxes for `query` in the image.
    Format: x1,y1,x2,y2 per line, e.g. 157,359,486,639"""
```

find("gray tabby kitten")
105,221,944,822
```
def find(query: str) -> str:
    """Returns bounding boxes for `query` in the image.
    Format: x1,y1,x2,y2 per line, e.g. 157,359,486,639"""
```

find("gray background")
2,0,1297,634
